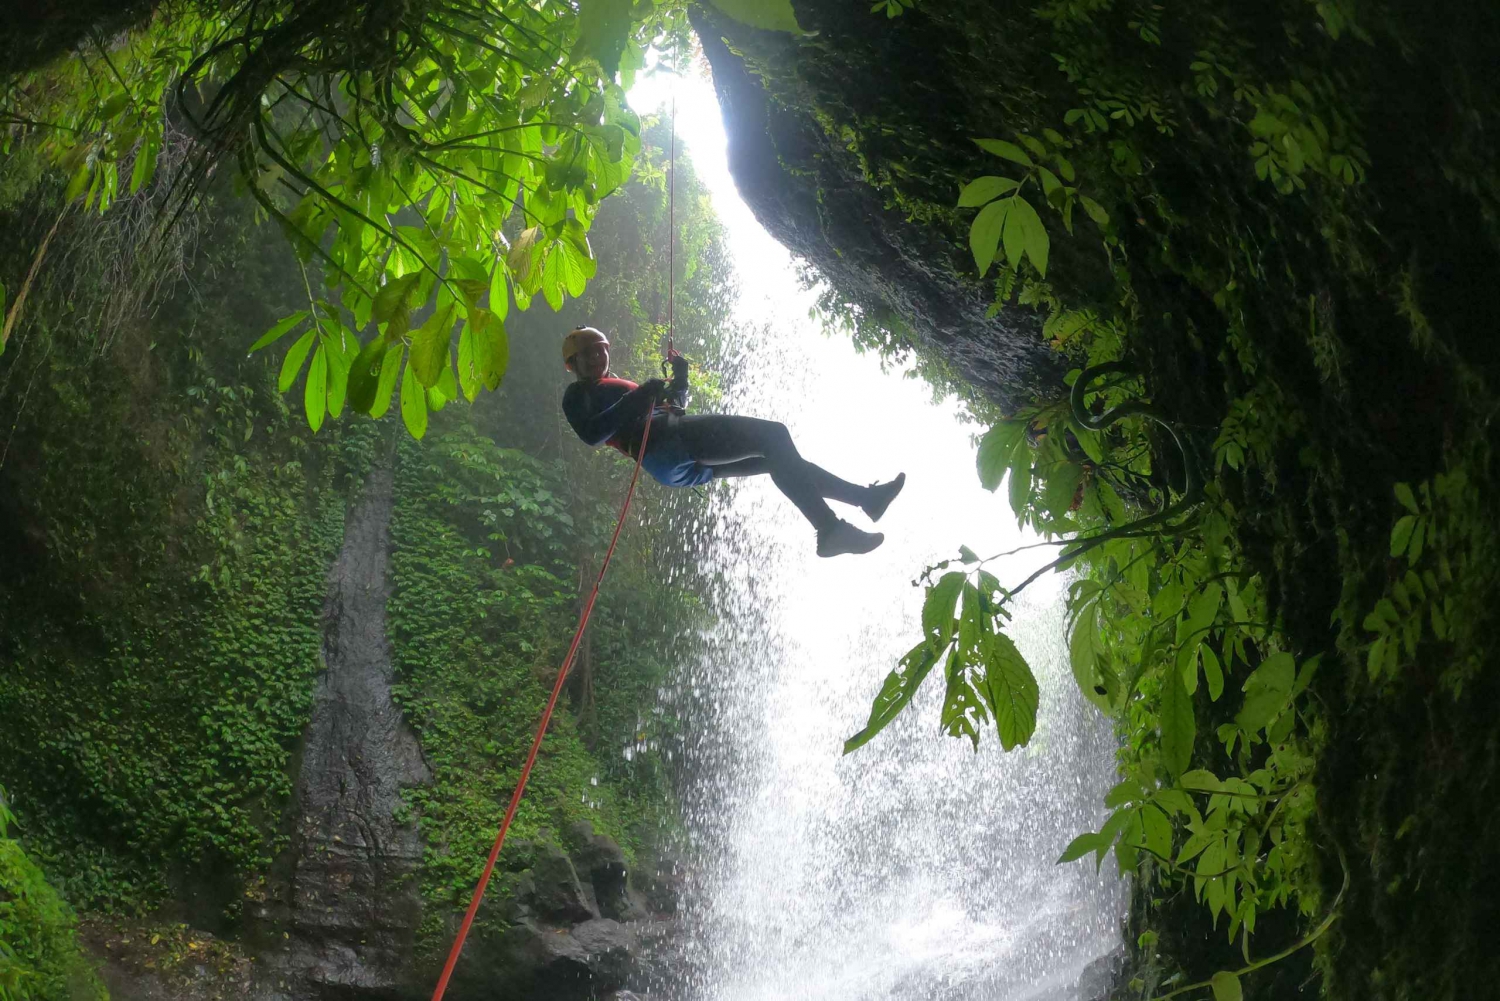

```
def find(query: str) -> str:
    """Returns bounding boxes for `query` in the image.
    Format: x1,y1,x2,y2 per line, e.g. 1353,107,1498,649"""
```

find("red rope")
666,93,677,360
427,414,655,1001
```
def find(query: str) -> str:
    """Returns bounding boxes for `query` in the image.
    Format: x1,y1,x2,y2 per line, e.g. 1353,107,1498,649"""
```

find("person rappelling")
560,326,905,557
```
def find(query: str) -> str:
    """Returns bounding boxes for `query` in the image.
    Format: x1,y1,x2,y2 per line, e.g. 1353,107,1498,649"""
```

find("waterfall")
631,64,1126,1001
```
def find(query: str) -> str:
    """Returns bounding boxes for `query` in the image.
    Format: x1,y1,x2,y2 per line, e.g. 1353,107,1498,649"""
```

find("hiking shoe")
861,472,907,523
817,519,885,558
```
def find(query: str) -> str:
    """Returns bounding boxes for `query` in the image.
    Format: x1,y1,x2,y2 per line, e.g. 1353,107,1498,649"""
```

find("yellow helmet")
562,326,609,368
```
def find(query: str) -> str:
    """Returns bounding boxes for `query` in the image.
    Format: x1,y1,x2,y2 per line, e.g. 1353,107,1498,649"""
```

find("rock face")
445,827,665,1001
689,3,1063,411
252,467,432,1001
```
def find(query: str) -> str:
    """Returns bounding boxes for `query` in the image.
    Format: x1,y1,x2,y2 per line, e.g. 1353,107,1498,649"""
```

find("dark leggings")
659,414,868,530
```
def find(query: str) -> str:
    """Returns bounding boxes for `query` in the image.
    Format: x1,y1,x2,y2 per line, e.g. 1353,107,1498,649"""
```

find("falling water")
630,61,1126,1001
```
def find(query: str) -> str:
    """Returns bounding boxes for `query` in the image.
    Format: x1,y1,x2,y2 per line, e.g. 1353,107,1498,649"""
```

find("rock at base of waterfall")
632,847,685,917
567,822,649,922
513,844,598,924
481,917,636,999
1076,947,1128,1000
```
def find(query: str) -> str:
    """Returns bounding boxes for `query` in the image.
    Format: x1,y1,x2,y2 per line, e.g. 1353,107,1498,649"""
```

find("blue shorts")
640,416,714,488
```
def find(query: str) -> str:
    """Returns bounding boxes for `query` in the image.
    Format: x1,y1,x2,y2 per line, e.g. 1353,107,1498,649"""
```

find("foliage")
808,0,1500,993
0,0,801,436
0,190,349,914
0,834,107,1001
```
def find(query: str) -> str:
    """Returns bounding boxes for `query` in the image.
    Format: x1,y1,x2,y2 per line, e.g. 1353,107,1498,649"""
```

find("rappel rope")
426,89,679,1001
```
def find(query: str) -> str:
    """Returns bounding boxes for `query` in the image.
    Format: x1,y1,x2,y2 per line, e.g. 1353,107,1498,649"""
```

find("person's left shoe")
817,519,885,557
861,472,907,523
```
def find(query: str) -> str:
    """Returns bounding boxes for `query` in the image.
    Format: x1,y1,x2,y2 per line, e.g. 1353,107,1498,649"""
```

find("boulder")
482,917,636,1000
513,844,597,925
567,825,647,922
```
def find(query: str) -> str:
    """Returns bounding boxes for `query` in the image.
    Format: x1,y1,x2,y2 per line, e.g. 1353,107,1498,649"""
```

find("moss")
0,840,107,1001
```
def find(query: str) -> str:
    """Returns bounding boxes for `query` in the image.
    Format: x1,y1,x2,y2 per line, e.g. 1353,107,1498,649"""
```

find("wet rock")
690,4,1063,413
633,849,685,917
250,467,431,1001
1076,946,1127,1001
567,824,647,922
456,918,637,1001
514,844,598,925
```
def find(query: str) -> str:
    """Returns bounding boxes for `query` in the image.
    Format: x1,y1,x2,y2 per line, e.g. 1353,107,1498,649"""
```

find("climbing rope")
427,416,653,1001
663,92,679,368
426,82,680,1001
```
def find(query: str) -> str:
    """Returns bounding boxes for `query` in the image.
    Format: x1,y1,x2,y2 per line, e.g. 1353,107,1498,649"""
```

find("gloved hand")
639,377,668,398
668,353,689,392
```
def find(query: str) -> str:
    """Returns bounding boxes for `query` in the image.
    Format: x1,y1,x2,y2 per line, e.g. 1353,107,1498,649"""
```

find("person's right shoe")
816,519,885,558
861,472,906,523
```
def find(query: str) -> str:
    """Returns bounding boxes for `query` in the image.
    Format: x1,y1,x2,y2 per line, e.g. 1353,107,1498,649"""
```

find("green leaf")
323,331,349,418
488,266,509,322
941,650,984,750
373,274,421,325
1394,481,1420,515
969,200,1009,277
457,323,480,403
64,161,91,203
1210,971,1243,1001
1008,447,1032,517
844,641,941,753
1159,665,1195,779
304,345,327,432
370,344,403,420
1079,194,1110,226
410,305,454,387
1038,166,1063,205
1141,804,1172,862
1057,831,1111,864
958,175,1020,207
278,329,317,393
976,419,1028,490
1235,652,1295,732
400,355,428,439
572,0,634,75
1001,196,1048,276
923,572,966,652
1390,514,1416,556
348,334,390,415
982,632,1039,750
958,545,981,564
130,135,159,194
475,311,509,391
707,0,804,32
1180,769,1222,792
1201,644,1224,701
974,139,1034,167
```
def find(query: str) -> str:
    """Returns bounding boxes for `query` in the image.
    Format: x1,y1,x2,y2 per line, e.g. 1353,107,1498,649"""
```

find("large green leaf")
250,310,309,352
982,632,1039,750
1210,971,1243,1001
708,0,804,33
1159,665,1196,778
370,344,403,420
400,355,428,439
573,0,634,75
957,175,1020,207
922,572,966,652
844,641,941,754
410,306,455,387
304,345,328,432
976,419,1028,490
1069,597,1112,711
1234,652,1295,732
278,330,317,393
348,334,391,415
969,200,1008,277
